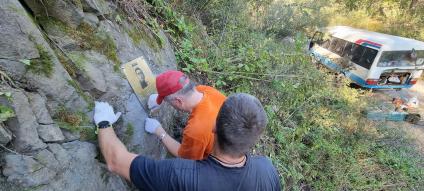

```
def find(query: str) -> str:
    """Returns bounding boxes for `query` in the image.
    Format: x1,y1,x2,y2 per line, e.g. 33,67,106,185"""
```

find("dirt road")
372,80,424,154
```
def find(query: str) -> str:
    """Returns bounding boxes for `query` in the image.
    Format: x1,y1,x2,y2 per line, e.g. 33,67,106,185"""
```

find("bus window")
342,42,354,58
351,44,365,64
319,33,332,49
358,48,378,69
329,38,339,53
378,50,424,67
334,38,347,56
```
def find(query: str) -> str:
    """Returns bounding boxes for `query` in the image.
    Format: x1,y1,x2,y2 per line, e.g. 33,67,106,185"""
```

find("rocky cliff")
0,0,179,190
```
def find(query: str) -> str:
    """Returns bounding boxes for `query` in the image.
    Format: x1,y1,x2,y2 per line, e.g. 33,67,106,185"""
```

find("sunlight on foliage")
140,0,424,189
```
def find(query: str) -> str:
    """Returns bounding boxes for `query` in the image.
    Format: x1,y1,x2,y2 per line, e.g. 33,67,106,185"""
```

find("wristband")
97,121,111,129
158,133,166,141
95,121,112,134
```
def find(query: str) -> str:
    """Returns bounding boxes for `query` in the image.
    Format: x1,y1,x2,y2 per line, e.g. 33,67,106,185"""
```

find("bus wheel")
349,83,361,89
405,114,421,124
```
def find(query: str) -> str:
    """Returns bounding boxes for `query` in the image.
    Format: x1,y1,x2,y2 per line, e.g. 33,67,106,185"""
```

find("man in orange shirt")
144,70,226,160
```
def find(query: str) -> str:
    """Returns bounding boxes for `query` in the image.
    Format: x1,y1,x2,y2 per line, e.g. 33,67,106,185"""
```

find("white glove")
147,94,160,110
144,118,161,134
94,101,122,125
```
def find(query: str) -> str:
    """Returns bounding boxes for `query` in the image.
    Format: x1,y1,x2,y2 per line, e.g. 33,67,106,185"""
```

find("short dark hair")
216,93,268,157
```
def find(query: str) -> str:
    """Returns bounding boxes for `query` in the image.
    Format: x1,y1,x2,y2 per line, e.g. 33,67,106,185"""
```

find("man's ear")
169,97,182,108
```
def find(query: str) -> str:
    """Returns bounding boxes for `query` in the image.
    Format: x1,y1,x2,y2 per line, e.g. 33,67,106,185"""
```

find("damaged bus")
309,26,424,89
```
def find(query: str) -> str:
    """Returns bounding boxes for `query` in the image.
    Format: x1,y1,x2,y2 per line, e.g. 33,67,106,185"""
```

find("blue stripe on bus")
360,43,381,49
310,50,413,89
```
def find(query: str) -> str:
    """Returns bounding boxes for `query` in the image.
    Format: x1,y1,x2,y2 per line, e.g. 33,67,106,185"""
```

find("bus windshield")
378,50,424,67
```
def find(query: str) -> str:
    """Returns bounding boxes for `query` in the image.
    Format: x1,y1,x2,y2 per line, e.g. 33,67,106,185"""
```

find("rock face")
0,124,12,144
0,0,179,190
0,88,47,153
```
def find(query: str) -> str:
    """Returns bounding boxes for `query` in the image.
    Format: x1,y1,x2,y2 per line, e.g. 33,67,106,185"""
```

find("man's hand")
145,118,161,134
147,94,161,110
94,101,122,125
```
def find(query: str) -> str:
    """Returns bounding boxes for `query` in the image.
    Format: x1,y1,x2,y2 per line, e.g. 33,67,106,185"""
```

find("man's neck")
186,90,203,112
210,150,246,168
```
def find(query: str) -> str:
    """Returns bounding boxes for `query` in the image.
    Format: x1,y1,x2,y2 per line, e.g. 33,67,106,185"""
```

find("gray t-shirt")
130,155,281,191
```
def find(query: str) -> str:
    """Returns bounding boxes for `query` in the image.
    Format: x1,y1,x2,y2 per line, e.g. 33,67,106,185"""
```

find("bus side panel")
311,46,368,82
412,70,423,78
311,47,414,89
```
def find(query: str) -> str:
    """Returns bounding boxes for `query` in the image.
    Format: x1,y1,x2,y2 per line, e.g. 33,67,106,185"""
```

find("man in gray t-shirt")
94,93,281,191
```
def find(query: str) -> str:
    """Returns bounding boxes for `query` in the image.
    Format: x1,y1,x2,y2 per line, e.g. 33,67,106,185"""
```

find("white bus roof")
324,26,424,51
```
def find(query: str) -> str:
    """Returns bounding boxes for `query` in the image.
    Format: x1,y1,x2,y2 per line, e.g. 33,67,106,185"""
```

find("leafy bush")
124,0,424,189
328,0,424,41
263,0,330,38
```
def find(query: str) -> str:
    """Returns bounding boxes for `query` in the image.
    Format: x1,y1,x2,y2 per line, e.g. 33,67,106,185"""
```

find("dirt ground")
372,80,424,154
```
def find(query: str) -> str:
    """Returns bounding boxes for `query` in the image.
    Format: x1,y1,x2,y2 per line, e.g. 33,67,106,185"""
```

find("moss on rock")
27,44,54,77
36,17,120,68
126,26,163,52
67,79,94,110
67,52,88,71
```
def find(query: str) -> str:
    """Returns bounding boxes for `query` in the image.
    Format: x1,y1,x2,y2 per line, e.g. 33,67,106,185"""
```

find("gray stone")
24,0,84,28
60,128,81,142
83,12,100,27
2,155,42,176
121,93,167,158
0,88,46,153
69,50,108,94
0,0,181,189
81,0,114,15
0,0,89,112
32,141,128,191
0,0,39,82
97,20,177,74
2,154,56,187
38,124,65,143
122,93,148,153
61,140,97,160
34,149,61,171
38,20,80,52
0,0,39,60
0,124,12,144
47,143,71,169
27,93,54,124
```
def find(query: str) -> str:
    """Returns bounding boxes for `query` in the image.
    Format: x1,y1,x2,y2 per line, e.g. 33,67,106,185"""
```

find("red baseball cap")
155,70,188,104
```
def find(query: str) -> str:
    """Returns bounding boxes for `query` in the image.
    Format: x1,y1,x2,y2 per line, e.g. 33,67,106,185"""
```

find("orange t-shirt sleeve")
178,133,207,160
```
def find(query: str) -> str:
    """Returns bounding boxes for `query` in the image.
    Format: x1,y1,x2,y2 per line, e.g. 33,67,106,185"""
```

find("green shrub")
119,0,424,189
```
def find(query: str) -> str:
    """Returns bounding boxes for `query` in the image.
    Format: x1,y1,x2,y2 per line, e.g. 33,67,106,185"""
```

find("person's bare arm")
155,126,180,156
98,127,137,180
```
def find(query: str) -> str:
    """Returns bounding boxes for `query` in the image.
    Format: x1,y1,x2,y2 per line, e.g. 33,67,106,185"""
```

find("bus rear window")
351,44,365,65
360,48,378,69
378,50,424,67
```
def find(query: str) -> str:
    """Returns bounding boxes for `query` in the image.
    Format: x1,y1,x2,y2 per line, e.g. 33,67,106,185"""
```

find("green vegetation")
123,123,135,146
126,26,162,51
56,51,78,78
130,0,424,190
126,123,134,137
54,107,96,141
26,44,54,77
36,17,120,67
328,0,424,41
67,80,94,110
77,22,120,65
0,104,15,122
67,52,87,72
